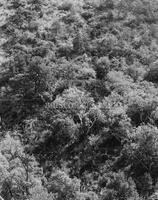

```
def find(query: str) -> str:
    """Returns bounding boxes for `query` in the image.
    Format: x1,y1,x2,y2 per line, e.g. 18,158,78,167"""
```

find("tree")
30,185,56,200
100,172,140,200
0,0,51,127
116,125,158,197
0,133,46,200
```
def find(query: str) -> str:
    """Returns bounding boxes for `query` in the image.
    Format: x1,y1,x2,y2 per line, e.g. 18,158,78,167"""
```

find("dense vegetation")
1,0,158,199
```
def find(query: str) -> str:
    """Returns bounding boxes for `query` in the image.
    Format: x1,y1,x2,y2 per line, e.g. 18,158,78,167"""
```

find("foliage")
0,133,48,200
1,0,158,199
100,172,140,200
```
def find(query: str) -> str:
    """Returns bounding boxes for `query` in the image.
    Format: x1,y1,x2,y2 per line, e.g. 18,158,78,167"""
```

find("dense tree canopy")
1,0,158,199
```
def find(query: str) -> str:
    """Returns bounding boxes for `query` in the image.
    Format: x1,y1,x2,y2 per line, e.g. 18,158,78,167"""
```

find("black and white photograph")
0,0,158,199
